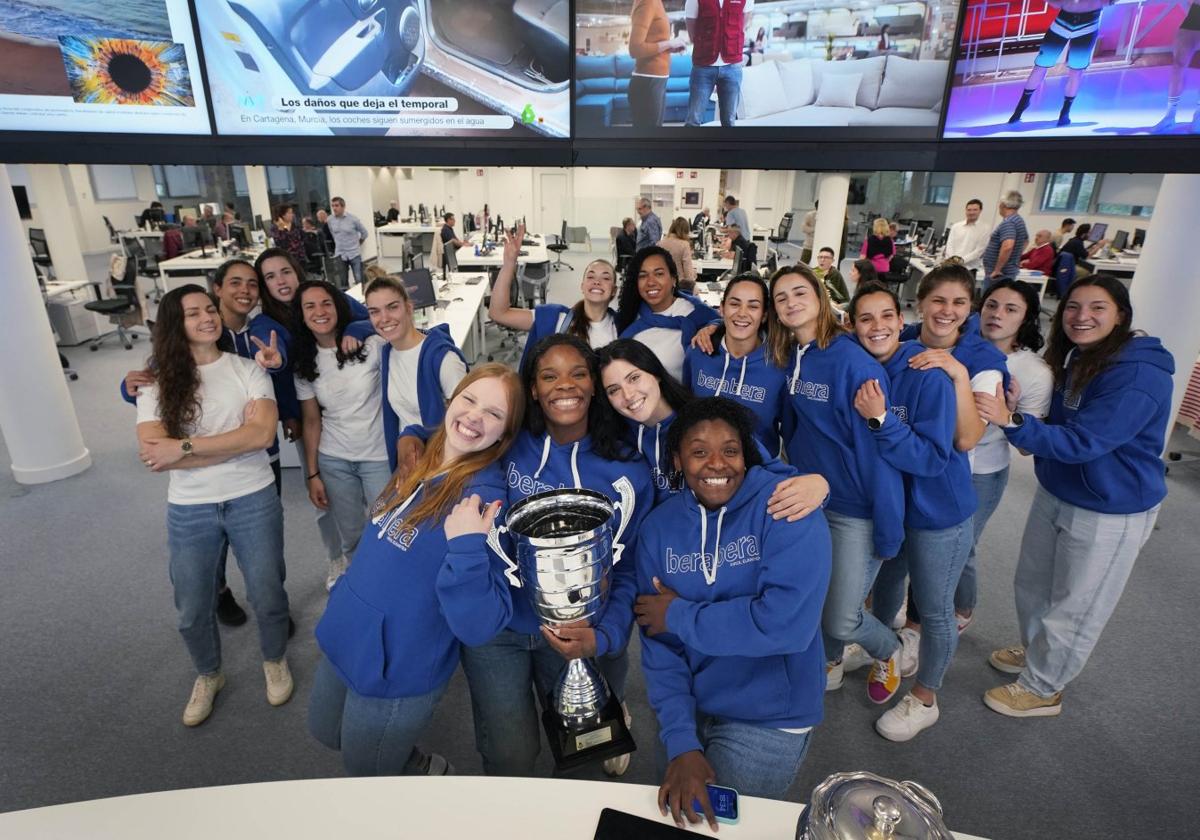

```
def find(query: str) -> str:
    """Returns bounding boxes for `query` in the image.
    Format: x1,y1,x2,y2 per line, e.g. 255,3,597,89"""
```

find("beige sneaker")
602,703,633,777
182,672,225,727
325,556,349,592
989,646,1026,675
983,682,1062,718
264,657,294,706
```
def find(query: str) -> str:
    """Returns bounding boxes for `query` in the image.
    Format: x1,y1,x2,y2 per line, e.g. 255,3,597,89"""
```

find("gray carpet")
2,249,1198,838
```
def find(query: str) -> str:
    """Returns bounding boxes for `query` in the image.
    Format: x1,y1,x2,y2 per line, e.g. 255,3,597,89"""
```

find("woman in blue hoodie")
683,274,788,456
766,265,907,706
850,281,976,742
364,274,468,472
308,363,524,776
614,245,719,381
633,397,831,828
974,275,1173,718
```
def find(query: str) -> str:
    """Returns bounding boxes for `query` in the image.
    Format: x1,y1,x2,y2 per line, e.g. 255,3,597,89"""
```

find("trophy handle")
487,524,521,588
610,476,636,567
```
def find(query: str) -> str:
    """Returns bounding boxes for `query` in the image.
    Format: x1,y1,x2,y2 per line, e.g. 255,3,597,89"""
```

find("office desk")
695,255,734,276
42,280,104,345
456,233,549,269
118,229,164,242
1089,254,1139,277
158,249,264,292
376,222,440,259
0,777,988,840
347,271,489,360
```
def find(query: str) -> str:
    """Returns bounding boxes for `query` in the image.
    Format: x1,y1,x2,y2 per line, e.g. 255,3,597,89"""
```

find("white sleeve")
439,353,468,400
245,360,276,403
135,384,161,425
970,369,1003,397
1016,359,1055,419
294,374,315,402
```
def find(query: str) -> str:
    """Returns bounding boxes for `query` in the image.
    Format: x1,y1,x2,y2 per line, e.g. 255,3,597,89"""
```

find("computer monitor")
1111,230,1128,251
254,214,264,232
1133,228,1146,248
400,268,437,310
227,223,249,249
181,226,205,252
1086,223,1108,243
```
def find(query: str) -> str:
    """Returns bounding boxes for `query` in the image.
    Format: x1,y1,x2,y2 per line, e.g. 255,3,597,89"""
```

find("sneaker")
867,650,902,705
602,703,634,777
989,646,1025,675
326,555,349,591
263,657,294,706
425,753,455,775
955,611,973,635
897,627,920,678
875,693,939,742
890,597,907,630
216,588,247,626
842,643,873,673
825,659,844,692
984,682,1062,718
182,672,225,727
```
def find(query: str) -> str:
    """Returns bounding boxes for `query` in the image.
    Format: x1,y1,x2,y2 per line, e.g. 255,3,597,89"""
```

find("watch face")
868,418,882,431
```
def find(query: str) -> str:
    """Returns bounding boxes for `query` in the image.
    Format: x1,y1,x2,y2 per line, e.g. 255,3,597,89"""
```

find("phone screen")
693,784,739,823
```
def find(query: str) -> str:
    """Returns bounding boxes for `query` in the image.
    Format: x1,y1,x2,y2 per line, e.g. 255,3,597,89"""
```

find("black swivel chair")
103,215,119,244
444,243,459,272
29,229,53,278
547,220,572,271
85,255,141,351
880,253,912,300
769,212,794,246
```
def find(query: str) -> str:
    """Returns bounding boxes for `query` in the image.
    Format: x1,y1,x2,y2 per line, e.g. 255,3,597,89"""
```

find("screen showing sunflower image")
58,36,194,106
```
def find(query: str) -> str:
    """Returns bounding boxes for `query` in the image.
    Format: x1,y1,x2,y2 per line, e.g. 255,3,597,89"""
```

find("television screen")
13,184,32,218
942,0,1194,138
199,0,569,139
0,0,211,135
573,0,959,138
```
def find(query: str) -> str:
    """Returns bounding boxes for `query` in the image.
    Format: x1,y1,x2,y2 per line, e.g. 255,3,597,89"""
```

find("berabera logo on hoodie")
790,378,830,402
652,465,684,493
665,535,761,576
385,520,418,551
889,405,909,423
697,371,767,404
507,462,557,496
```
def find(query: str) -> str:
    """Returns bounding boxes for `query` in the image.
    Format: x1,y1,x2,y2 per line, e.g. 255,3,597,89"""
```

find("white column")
813,172,851,264
326,166,378,261
28,164,89,282
1128,173,1200,435
0,167,91,484
243,166,272,226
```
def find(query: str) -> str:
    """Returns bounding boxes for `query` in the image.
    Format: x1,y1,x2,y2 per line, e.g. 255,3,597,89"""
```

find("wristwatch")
1007,412,1024,429
181,438,194,456
867,412,887,431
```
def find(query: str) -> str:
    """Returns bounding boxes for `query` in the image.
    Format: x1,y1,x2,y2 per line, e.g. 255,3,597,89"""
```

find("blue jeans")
655,716,813,800
317,453,392,559
308,656,445,776
294,440,345,563
821,511,899,662
872,518,973,692
460,628,630,776
345,255,364,288
1014,487,1160,697
956,467,1010,613
166,483,289,674
686,63,743,127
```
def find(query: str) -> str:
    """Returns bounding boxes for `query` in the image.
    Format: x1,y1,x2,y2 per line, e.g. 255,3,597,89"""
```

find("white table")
1089,254,1139,277
347,271,489,361
696,256,734,276
0,777,989,840
376,222,440,260
455,232,550,269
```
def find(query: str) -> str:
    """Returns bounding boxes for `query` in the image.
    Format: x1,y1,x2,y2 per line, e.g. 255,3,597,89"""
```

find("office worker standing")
327,196,370,287
136,285,291,727
982,191,1029,285
944,199,991,275
636,198,663,251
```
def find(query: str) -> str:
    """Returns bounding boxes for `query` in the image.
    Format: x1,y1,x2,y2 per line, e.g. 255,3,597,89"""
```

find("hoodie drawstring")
373,483,423,539
736,355,748,396
533,435,552,480
715,353,731,397
698,502,728,587
789,343,811,394
534,435,582,489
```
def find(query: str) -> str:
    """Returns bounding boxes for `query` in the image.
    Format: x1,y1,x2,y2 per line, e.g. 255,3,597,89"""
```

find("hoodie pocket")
698,655,793,722
315,582,389,696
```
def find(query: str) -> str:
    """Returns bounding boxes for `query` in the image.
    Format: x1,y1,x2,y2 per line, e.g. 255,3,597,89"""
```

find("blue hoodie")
519,303,617,370
626,413,683,506
381,323,469,471
315,461,512,698
1006,336,1174,514
901,319,1009,389
501,430,653,656
637,465,831,761
779,333,905,558
683,340,788,456
619,292,720,350
872,342,976,530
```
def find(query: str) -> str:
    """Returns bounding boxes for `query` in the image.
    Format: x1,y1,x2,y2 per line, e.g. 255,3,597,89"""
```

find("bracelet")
306,471,320,481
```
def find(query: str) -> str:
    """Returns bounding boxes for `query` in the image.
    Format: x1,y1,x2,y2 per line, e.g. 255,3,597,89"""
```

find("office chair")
769,212,794,246
29,228,53,278
547,220,572,271
323,256,349,289
103,215,119,244
444,243,459,272
1053,252,1076,299
880,253,912,299
85,254,141,351
487,260,528,363
565,224,591,253
518,261,552,307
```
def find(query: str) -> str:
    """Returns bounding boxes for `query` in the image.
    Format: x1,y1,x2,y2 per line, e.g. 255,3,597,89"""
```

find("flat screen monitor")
197,0,568,139
1111,229,1128,251
181,226,204,251
0,0,210,135
12,185,31,219
1087,223,1108,243
1133,228,1146,248
573,1,958,140
227,223,249,248
400,267,437,309
253,214,264,232
943,0,1187,138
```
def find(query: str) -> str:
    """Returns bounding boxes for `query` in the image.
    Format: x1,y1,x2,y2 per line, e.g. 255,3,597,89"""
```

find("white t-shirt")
684,0,755,66
556,309,619,349
136,353,275,505
385,338,468,430
972,348,1054,474
294,335,388,463
634,296,696,381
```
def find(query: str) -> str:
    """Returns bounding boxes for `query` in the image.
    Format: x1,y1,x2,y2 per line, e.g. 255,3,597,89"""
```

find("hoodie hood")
685,340,787,457
1113,335,1175,375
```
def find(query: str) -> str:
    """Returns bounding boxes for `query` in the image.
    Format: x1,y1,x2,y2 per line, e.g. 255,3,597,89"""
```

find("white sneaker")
263,657,294,706
875,693,940,742
891,595,908,630
326,555,350,591
955,611,973,635
825,659,845,692
182,672,225,727
602,703,634,777
843,643,873,673
897,627,920,678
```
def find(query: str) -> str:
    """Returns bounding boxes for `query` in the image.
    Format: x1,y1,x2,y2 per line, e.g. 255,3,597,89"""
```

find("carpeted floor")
2,246,1198,838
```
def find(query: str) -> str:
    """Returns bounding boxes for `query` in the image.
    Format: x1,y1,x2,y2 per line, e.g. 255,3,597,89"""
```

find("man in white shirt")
944,198,991,274
684,0,755,127
800,202,818,263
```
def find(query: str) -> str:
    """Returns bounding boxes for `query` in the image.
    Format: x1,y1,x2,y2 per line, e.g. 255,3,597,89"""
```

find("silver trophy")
487,477,637,770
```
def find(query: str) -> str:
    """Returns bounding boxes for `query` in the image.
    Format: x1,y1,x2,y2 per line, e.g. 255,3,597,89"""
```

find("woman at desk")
1060,223,1108,280
860,217,895,275
269,205,307,269
658,217,697,293
489,223,618,368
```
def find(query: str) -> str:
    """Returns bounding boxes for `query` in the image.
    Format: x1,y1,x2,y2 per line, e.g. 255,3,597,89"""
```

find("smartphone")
693,783,739,825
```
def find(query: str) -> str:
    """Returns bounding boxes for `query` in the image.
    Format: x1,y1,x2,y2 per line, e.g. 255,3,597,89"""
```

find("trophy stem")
554,657,611,731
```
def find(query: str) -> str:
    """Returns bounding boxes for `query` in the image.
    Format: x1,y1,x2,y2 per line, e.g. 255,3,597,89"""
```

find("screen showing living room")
574,0,960,138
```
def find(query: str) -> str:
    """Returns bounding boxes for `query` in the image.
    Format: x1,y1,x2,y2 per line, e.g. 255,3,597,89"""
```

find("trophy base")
541,694,637,773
